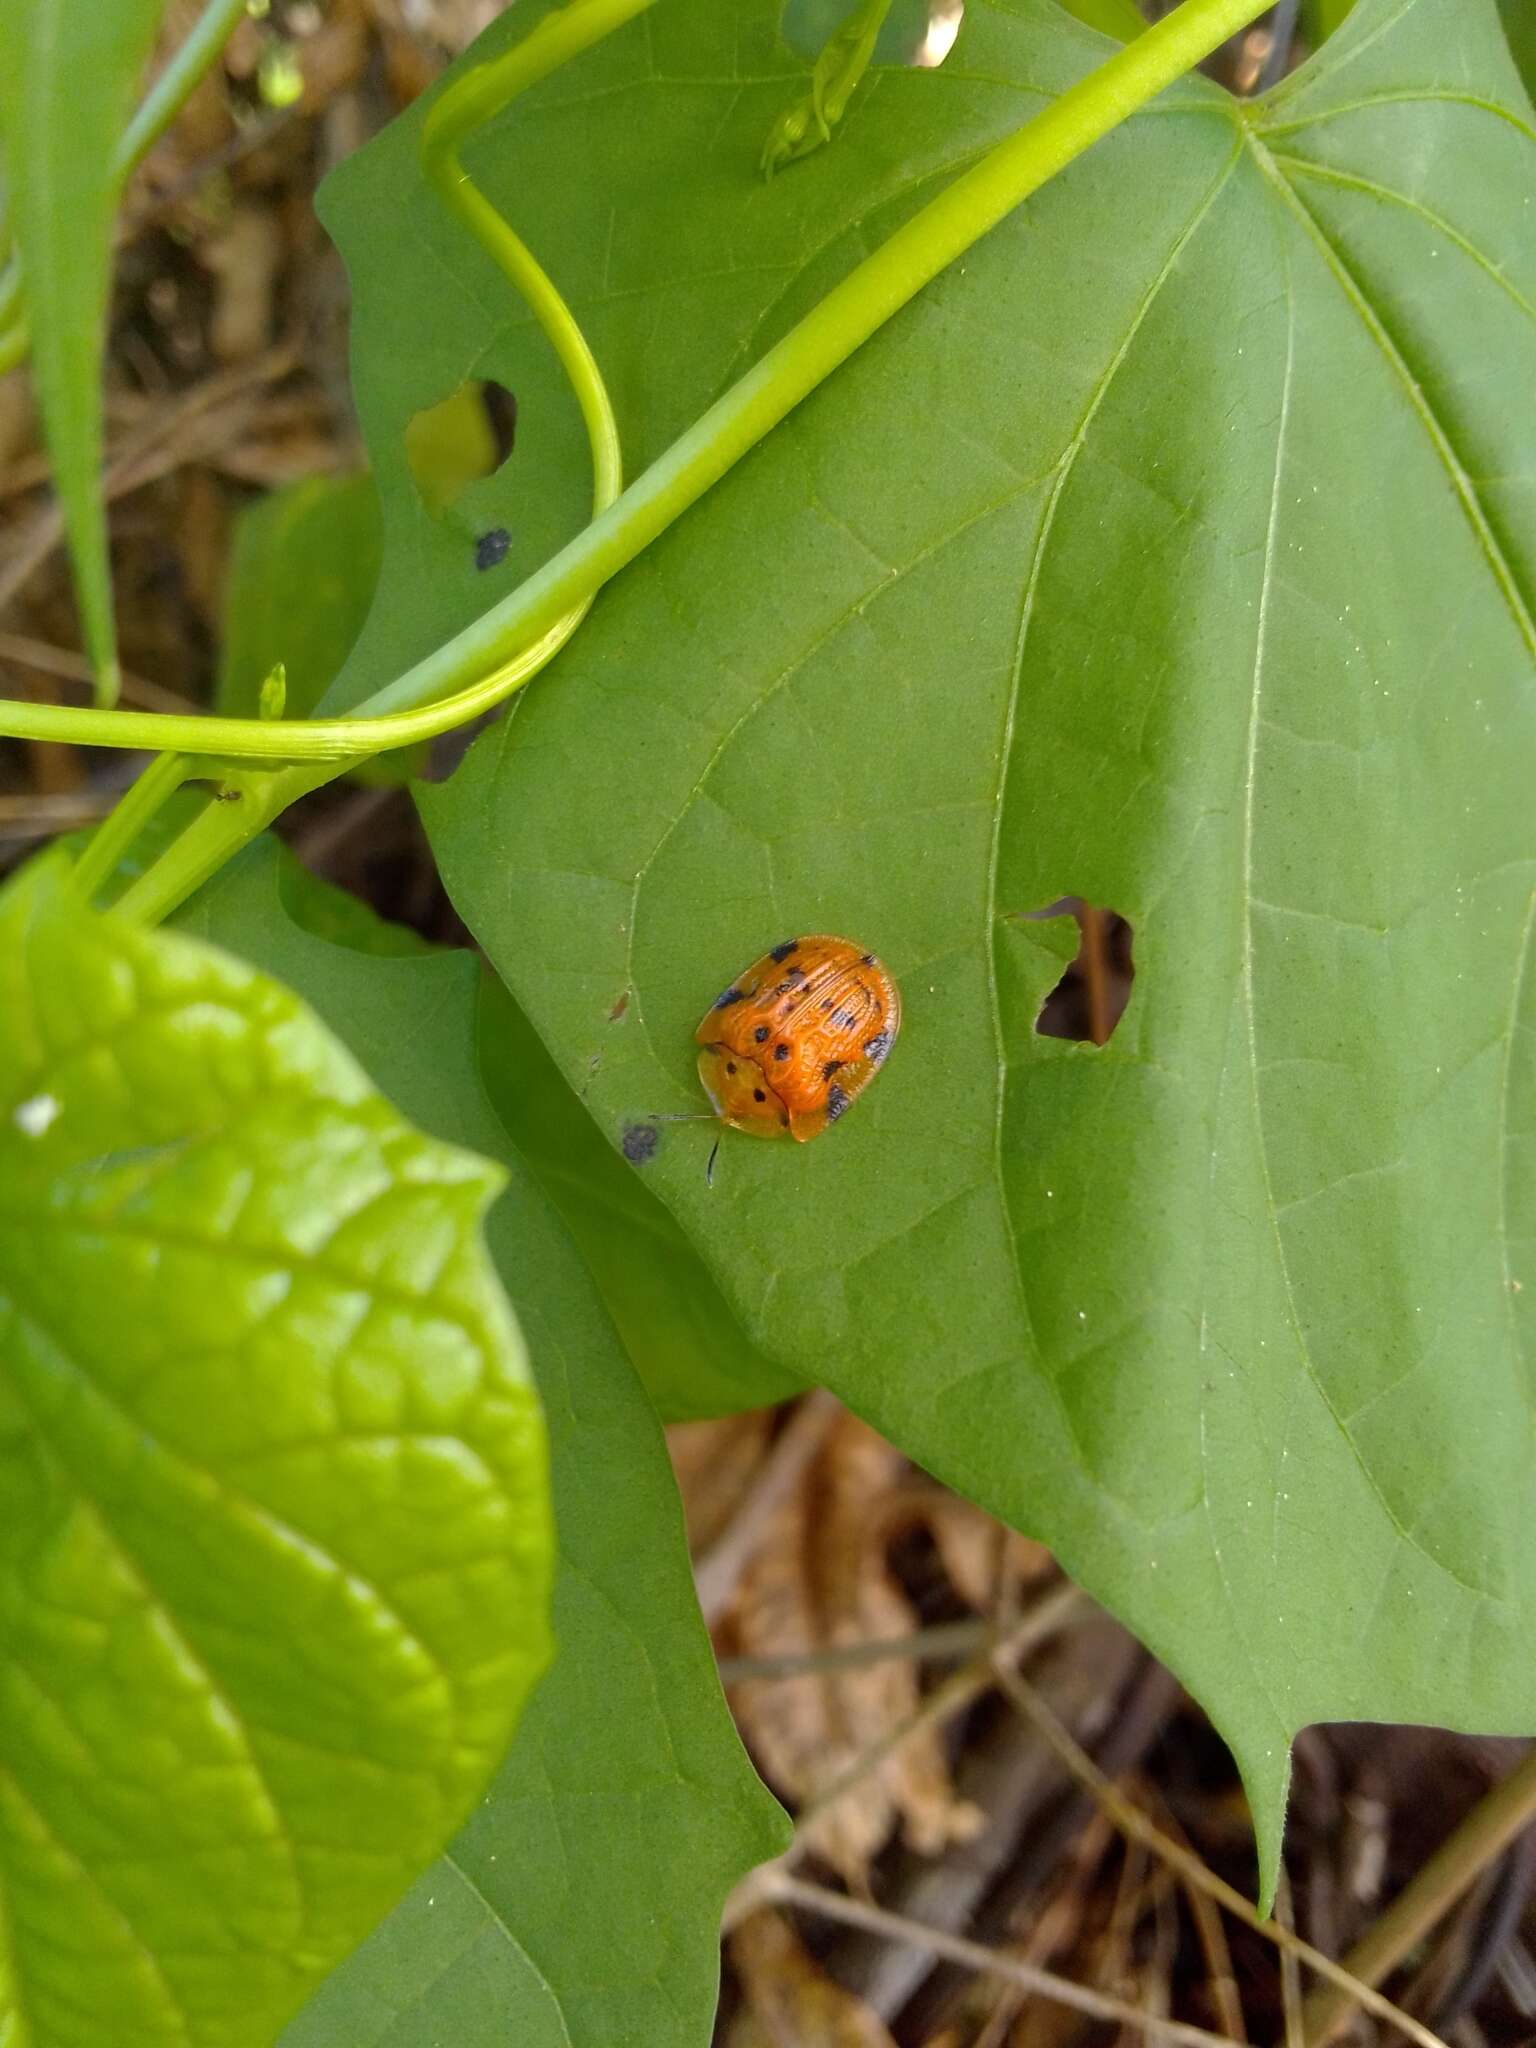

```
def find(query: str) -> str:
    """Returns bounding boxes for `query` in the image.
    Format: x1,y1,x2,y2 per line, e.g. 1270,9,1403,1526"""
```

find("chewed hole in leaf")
1023,898,1135,1046
404,379,517,515
779,0,964,69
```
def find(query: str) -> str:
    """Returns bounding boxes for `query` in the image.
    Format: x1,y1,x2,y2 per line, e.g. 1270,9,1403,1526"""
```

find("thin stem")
71,750,189,903
1301,1745,1536,2048
718,1617,989,1683
764,1873,1252,2048
993,1663,1452,2048
722,1584,1084,1934
1275,1870,1307,2048
9,0,1269,771
1079,902,1112,1045
117,0,252,179
112,758,330,923
694,1390,842,1625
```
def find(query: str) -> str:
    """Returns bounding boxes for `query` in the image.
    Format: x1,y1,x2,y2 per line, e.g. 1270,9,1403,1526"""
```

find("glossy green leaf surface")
0,856,552,2047
178,845,788,2048
0,0,165,702
334,0,1536,1889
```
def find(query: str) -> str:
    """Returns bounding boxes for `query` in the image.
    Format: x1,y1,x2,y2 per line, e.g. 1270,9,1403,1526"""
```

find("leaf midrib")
983,136,1243,1486
1231,128,1517,1603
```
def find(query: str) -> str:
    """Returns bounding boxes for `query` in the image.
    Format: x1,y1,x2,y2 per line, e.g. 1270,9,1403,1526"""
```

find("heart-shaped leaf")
328,0,1536,1892
0,857,552,2046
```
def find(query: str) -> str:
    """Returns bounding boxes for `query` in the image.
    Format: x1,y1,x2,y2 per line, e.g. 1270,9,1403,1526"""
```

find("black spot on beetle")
770,938,800,962
825,1081,850,1122
774,1043,791,1062
753,1088,767,1103
754,1025,770,1043
864,1031,889,1063
836,1010,858,1030
475,527,511,571
726,1062,737,1075
822,1058,844,1079
621,1122,659,1165
714,986,747,1009
785,965,807,981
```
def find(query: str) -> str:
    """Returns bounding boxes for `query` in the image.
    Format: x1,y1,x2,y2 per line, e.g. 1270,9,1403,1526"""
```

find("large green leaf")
178,845,788,2048
0,0,166,702
0,856,551,2047
335,0,1536,1890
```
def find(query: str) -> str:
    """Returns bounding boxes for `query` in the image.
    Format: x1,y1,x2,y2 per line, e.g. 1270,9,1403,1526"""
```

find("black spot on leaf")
621,1122,659,1165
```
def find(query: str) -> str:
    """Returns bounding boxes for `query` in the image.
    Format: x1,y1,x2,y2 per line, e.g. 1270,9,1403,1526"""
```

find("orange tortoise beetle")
696,935,900,1142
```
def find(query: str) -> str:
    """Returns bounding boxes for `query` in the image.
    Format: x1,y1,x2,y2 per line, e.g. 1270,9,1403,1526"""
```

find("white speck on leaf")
13,1094,60,1138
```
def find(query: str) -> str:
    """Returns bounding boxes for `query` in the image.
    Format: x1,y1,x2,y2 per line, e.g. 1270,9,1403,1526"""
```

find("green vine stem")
118,0,253,180
93,0,1271,918
71,749,189,904
0,0,251,375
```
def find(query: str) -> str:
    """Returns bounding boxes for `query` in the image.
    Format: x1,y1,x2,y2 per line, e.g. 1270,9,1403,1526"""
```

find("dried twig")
1144,1787,1249,2045
0,631,200,717
994,1661,1453,2048
718,1618,990,1685
694,1390,843,1625
1276,1866,1306,2048
1079,902,1112,1046
764,1872,1254,2048
0,792,122,836
0,346,297,613
722,1583,1083,1933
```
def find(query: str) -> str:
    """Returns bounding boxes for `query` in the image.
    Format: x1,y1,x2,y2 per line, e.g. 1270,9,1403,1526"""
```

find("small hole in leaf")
1025,898,1135,1045
405,379,517,515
